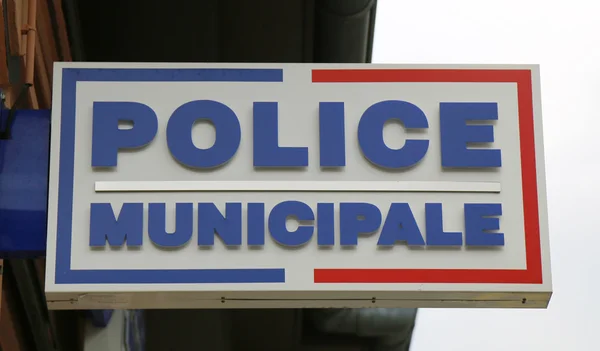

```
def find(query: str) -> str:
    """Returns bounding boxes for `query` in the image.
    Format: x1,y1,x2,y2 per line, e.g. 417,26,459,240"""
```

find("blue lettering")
247,203,266,246
440,102,501,168
198,203,242,246
425,203,462,246
465,203,504,246
253,102,309,167
89,203,143,247
91,102,158,167
378,203,425,246
340,203,382,246
88,201,506,249
148,203,193,247
269,201,314,246
167,100,241,168
317,203,335,245
319,102,346,167
358,100,429,168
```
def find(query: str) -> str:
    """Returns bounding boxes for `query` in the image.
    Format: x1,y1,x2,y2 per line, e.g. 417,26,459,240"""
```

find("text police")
89,99,504,248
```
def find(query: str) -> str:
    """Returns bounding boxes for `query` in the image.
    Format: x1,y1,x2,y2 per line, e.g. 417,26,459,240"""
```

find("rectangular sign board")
46,63,551,309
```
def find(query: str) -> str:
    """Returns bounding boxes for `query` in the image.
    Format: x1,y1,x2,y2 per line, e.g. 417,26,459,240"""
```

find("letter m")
90,203,143,247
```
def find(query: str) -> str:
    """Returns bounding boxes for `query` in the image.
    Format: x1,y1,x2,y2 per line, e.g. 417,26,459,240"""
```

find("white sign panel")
46,63,551,309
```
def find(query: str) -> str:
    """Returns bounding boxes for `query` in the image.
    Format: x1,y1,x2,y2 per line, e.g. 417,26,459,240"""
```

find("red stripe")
312,69,527,83
314,269,535,284
312,69,543,284
517,72,543,283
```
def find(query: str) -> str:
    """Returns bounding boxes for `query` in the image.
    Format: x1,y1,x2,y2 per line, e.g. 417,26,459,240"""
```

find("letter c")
358,100,429,168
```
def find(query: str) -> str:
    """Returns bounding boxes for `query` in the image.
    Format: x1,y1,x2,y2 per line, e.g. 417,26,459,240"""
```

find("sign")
45,63,552,309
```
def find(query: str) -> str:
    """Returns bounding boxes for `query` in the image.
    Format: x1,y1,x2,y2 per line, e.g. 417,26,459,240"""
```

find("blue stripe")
64,269,286,284
56,69,78,279
66,68,283,82
55,67,285,284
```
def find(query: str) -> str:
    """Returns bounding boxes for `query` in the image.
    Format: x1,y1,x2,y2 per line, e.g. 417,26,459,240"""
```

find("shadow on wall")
137,308,416,351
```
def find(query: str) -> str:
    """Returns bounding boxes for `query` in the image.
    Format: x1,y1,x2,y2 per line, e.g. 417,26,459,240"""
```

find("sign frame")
45,63,552,309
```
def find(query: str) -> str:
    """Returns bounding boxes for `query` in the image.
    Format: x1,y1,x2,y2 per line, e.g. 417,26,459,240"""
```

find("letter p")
91,101,158,167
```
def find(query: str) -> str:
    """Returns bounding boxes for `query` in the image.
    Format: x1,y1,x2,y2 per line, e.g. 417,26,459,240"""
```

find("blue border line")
55,68,285,284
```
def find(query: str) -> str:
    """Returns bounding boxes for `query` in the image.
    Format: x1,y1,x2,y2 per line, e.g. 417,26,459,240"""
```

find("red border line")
312,69,543,284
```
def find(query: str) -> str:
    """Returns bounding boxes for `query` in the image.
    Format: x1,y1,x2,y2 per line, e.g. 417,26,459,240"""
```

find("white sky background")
373,0,599,350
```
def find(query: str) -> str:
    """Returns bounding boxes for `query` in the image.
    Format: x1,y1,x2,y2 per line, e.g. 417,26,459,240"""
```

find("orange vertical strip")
37,0,58,75
50,0,71,61
5,0,22,55
23,0,37,86
0,3,10,86
34,34,50,108
19,0,28,56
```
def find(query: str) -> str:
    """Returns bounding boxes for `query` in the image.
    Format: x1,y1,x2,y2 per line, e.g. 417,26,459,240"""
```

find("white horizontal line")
95,181,500,193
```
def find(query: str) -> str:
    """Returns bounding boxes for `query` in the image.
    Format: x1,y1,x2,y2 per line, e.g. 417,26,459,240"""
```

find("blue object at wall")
0,109,113,328
87,310,114,328
0,109,50,257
